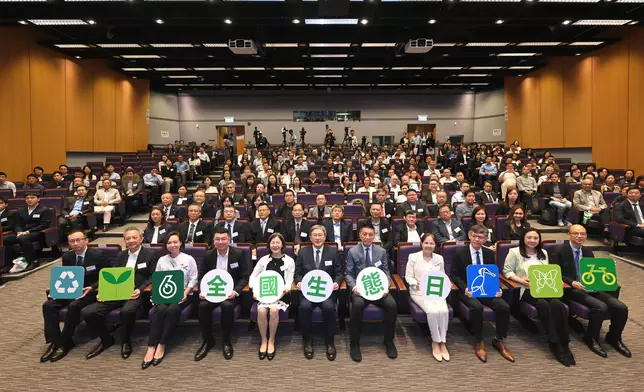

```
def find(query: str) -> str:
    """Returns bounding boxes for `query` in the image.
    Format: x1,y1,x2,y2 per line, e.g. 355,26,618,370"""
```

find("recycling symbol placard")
49,266,85,299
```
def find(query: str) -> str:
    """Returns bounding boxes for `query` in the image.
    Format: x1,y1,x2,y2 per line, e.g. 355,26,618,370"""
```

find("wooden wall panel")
504,77,522,145
65,59,94,151
93,67,116,152
562,57,593,147
520,75,541,148
627,30,644,175
115,79,134,152
132,79,151,151
539,62,564,147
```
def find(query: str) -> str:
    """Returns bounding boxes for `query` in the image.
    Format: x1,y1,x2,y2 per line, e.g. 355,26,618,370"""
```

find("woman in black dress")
502,205,531,240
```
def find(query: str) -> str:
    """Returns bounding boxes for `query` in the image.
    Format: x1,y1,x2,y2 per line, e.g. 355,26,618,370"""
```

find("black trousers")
58,215,83,237
458,292,510,341
146,185,161,205
521,192,536,213
589,209,611,227
4,232,42,263
567,289,628,341
81,295,147,343
123,194,141,215
42,293,97,348
349,294,397,344
522,290,569,344
147,301,190,347
197,298,237,343
299,294,337,343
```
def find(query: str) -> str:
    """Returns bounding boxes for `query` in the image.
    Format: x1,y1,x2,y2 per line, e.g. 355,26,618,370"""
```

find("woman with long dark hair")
143,207,170,244
502,205,531,240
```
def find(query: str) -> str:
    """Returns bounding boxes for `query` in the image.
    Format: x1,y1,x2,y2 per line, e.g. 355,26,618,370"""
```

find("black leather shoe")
584,338,607,358
606,336,632,358
194,340,215,361
550,343,570,367
152,355,164,366
141,360,153,370
267,349,276,361
350,343,362,362
222,342,234,360
50,345,74,363
258,349,267,360
384,340,398,359
564,345,576,366
326,344,337,361
86,337,114,360
303,340,314,360
121,342,132,359
40,344,56,363
103,225,109,232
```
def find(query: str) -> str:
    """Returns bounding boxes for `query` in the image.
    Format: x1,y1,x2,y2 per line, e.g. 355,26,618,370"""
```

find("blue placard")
467,264,500,298
49,266,85,299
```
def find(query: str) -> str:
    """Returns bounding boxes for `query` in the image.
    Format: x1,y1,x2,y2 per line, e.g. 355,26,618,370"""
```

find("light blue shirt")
333,222,341,240
480,163,498,175
143,173,163,186
71,198,84,215
174,161,189,172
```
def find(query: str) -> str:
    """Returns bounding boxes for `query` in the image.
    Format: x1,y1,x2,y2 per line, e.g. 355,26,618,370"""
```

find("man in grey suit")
455,190,479,220
432,204,467,245
345,223,398,362
307,194,332,222
295,225,343,361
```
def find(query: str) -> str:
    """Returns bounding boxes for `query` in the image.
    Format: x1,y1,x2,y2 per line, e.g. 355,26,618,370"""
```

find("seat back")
0,189,13,198
311,184,330,194
272,194,285,205
343,205,364,218
255,243,296,261
16,189,42,198
440,242,468,275
39,197,64,216
424,217,437,233
235,205,247,218
495,216,508,241
325,193,345,205
392,217,404,235
44,189,68,197
183,244,209,272
602,192,620,206
485,203,501,216
235,243,253,272
396,243,419,278
542,239,566,259
298,193,317,205
347,193,369,204
462,217,472,232
8,198,27,210
495,240,519,271
87,244,122,267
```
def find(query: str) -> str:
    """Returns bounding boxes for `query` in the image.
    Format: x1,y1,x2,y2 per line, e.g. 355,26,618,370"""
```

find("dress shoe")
350,344,362,362
85,337,114,360
326,344,337,361
152,354,165,366
432,350,442,362
141,360,153,370
222,342,234,360
475,341,488,363
550,343,570,367
267,349,276,361
50,344,74,363
384,340,398,359
584,337,607,358
492,338,515,362
258,349,267,360
121,342,132,359
441,348,451,362
194,340,215,361
303,340,314,360
40,344,56,363
606,335,632,358
103,225,109,232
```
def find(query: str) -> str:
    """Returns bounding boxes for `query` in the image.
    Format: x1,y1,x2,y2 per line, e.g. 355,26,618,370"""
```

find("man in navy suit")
295,225,342,360
614,187,644,238
3,192,52,267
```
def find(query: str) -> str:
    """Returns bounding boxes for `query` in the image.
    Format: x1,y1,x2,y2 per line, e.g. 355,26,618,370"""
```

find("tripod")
342,132,351,148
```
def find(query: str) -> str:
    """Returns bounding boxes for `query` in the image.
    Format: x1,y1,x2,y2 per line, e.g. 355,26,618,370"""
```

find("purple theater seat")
43,189,69,197
440,242,468,275
105,308,122,324
40,197,64,216
424,217,437,234
249,302,289,321
166,219,180,233
8,198,27,210
391,217,404,236
495,241,519,272
325,193,345,206
495,216,508,241
0,189,13,198
272,194,285,205
343,205,364,218
183,244,208,272
462,217,472,232
603,192,620,206
485,203,501,217
298,193,316,205
347,193,369,205
16,189,42,198
88,244,123,266
459,301,496,322
311,184,331,194
235,205,247,218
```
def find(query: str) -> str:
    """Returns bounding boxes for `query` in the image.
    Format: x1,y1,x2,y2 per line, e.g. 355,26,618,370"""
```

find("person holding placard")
249,233,295,360
503,229,574,367
405,233,450,362
195,226,249,361
346,223,398,362
142,232,198,369
295,225,343,360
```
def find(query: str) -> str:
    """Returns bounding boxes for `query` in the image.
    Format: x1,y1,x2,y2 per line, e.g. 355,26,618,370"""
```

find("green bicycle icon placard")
579,258,618,291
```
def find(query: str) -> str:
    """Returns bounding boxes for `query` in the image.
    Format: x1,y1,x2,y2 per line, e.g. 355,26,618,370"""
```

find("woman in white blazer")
405,233,450,362
503,229,574,367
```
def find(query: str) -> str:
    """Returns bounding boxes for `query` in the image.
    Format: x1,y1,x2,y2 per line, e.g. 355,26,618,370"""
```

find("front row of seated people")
38,221,631,367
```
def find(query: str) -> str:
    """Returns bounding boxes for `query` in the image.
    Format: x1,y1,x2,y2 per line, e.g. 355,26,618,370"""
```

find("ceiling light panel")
264,43,299,48
283,84,308,86
167,75,200,78
165,84,186,87
305,19,358,25
55,44,89,49
517,42,562,46
309,54,349,58
616,0,644,2
466,42,510,47
573,20,632,25
233,67,265,70
28,19,88,25
346,84,372,86
433,43,457,47
509,66,534,69
431,66,463,70
203,43,229,48
313,67,345,70
154,68,187,71
121,54,161,58
312,75,344,77
193,67,227,71
150,43,194,48
273,67,305,70
469,66,502,69
539,0,599,2
352,67,384,70
98,44,141,48
310,43,351,47
189,84,216,87
569,41,604,46
391,67,424,70
361,43,397,47
497,53,538,56
460,0,520,1
122,68,148,71
457,74,489,77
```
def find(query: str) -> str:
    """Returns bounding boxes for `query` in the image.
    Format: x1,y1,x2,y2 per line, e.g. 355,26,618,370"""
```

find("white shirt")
469,245,484,265
443,220,455,240
630,202,644,223
151,226,160,244
451,192,465,206
126,247,141,269
407,225,421,244
216,248,229,271
439,176,456,185
155,252,199,290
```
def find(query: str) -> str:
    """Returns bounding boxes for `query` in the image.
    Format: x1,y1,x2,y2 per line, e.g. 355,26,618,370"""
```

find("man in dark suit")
455,146,469,174
542,172,572,226
359,203,393,253
475,181,500,204
3,192,52,267
295,225,342,360
195,226,249,361
284,203,313,244
396,188,429,218
58,185,93,237
323,205,354,250
0,196,17,232
614,187,644,238
552,225,631,358
374,188,395,222
215,205,251,244
276,189,296,219
160,192,187,221
394,210,426,244
428,192,449,217
451,224,514,363
41,231,109,362
81,227,159,359
179,204,214,246
193,190,217,219
223,182,245,206
48,171,66,189
432,204,466,245
250,203,282,244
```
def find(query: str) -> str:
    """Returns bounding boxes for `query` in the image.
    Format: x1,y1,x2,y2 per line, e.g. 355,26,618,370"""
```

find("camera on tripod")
300,127,306,137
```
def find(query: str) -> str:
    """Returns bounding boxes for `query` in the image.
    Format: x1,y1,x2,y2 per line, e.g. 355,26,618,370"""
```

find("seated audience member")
573,179,611,244
359,203,393,252
197,147,211,173
215,205,251,244
552,225,631,358
601,174,621,193
566,168,582,185
32,166,44,182
0,196,17,233
245,194,265,223
267,174,283,196
160,192,186,221
284,203,312,244
498,163,518,200
397,188,429,218
538,166,555,187
143,207,171,244
503,229,573,366
59,165,74,181
291,177,308,194
307,194,331,221
455,190,479,219
450,171,466,192
48,171,66,189
432,204,466,245
479,156,498,184
105,164,121,180
0,172,17,197
93,179,122,232
543,172,572,227
476,181,499,205
338,175,358,195
161,159,177,192
142,232,198,369
614,187,644,238
98,172,117,189
174,185,193,206
189,152,202,178
201,177,219,195
157,154,169,172
374,188,395,220
516,166,538,212
357,177,376,202
394,210,425,244
451,224,513,363
346,224,398,362
3,192,52,267
323,205,354,249
120,169,143,217
502,205,531,240
192,190,216,219
58,185,92,237
451,182,471,206
497,188,522,216
179,204,213,246
281,166,296,187
82,165,97,182
223,181,245,205
23,174,45,190
618,170,635,187
143,168,164,204
636,175,644,193
276,189,297,219
542,155,560,172
470,206,495,247
439,169,456,186
250,203,282,244
428,192,449,217
406,233,450,361
173,155,190,185
40,231,108,363
423,180,441,205
68,177,85,196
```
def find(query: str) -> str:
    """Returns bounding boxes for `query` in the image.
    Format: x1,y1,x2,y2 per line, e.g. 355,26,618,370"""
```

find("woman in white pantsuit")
405,233,450,362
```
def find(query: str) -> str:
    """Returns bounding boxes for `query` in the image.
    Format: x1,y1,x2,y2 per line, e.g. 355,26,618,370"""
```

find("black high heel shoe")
152,354,165,366
267,349,276,361
258,349,267,360
141,359,153,370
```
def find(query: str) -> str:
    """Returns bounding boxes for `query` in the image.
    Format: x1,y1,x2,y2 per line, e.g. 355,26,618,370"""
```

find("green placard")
152,270,185,304
528,264,563,299
99,267,135,301
579,258,618,291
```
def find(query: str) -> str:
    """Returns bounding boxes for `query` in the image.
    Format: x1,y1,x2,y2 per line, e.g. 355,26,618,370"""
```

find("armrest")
389,280,396,291
392,274,407,291
609,222,628,242
242,284,250,292
42,227,60,247
568,207,583,224
340,281,346,290
499,274,520,289
563,282,571,289
291,282,299,291
450,281,457,290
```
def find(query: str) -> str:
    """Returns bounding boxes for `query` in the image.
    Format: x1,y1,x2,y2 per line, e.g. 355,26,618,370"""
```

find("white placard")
160,130,170,138
301,270,334,303
253,270,285,303
356,266,388,301
419,270,451,299
199,269,234,303
492,128,502,136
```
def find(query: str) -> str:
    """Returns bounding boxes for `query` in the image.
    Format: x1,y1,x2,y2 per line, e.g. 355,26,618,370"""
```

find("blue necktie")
365,247,371,266
476,251,481,265
574,249,581,282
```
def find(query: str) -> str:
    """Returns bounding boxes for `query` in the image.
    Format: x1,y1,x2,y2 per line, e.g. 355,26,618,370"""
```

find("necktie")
164,206,169,218
76,256,83,266
188,223,195,242
381,205,385,217
315,249,321,268
226,222,232,238
633,204,643,224
261,220,266,235
365,247,371,266
295,222,301,244
487,193,492,202
574,249,581,282
476,251,481,265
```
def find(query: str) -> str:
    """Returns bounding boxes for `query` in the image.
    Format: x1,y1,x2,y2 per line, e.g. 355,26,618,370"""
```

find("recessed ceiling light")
75,56,81,59
55,44,90,49
193,67,227,71
542,0,599,2
310,43,351,47
457,74,489,77
562,20,571,25
569,41,604,46
352,67,384,70
377,84,402,86
431,66,463,70
122,68,148,71
121,54,161,59
224,18,232,24
495,19,504,24
165,84,186,87
189,84,216,87
312,75,345,78
167,75,200,79
264,43,299,48
470,66,503,70
309,54,349,58
28,19,88,25
466,42,509,47
155,19,164,24
273,67,305,71
98,44,141,48
517,42,562,46
203,43,228,48
313,67,345,70
305,18,359,25
429,19,436,24
573,19,632,25
391,67,424,70
87,20,96,25
283,84,308,87
509,66,534,69
360,18,369,25
497,52,538,56
361,43,397,47
154,68,187,71
132,76,137,79
628,21,639,25
18,20,28,25
233,67,265,71
575,53,582,56
292,18,300,24
150,43,194,48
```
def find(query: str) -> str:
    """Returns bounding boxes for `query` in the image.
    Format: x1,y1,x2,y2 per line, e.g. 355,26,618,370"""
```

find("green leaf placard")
99,267,135,301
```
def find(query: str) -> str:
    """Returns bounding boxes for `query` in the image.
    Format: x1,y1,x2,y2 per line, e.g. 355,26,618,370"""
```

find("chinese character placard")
419,271,451,299
199,269,234,303
356,267,388,301
301,270,333,303
252,270,286,303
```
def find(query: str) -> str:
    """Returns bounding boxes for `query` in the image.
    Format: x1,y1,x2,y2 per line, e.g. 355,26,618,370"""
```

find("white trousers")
411,294,449,343
94,206,115,224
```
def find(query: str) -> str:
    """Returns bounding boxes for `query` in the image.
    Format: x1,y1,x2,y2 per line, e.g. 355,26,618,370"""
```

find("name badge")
280,264,288,271
0,218,6,222
84,201,90,205
168,215,175,219
267,228,274,233
137,263,147,269
196,231,203,236
454,227,461,233
417,208,423,212
177,200,183,205
381,228,388,233
232,232,239,238
325,260,332,266
386,214,391,218
374,261,382,268
300,232,308,237
33,214,41,218
159,229,166,234
86,265,96,272
231,262,239,269
133,184,138,187
324,214,331,218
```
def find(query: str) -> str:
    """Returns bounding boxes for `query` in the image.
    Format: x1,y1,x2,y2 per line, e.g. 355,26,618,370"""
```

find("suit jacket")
379,201,396,220
359,218,393,250
276,203,294,219
456,152,468,165
394,221,426,244
15,204,51,233
249,217,282,244
345,243,390,291
143,223,171,244
551,243,594,286
573,190,608,211
161,204,187,220
201,246,249,294
284,218,313,243
542,181,570,200
197,203,217,219
475,191,500,205
215,220,252,243
178,219,213,246
323,219,354,244
451,246,495,292
120,179,143,196
62,196,94,216
396,200,429,217
294,245,343,285
428,203,448,217
502,220,531,241
307,206,332,220
0,208,17,232
422,191,440,205
115,246,159,291
614,200,644,228
62,247,109,289
93,188,121,206
48,180,66,189
432,218,466,244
